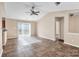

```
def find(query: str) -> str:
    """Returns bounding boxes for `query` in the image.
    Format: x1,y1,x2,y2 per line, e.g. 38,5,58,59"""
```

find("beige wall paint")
6,19,17,39
6,18,37,39
37,10,79,47
0,2,5,56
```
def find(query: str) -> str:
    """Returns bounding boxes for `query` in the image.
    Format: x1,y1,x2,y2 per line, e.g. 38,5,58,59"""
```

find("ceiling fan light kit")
55,2,61,6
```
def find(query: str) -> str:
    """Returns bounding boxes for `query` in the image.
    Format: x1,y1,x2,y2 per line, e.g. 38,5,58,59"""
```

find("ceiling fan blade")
33,12,38,15
35,13,38,15
35,11,40,13
30,12,38,15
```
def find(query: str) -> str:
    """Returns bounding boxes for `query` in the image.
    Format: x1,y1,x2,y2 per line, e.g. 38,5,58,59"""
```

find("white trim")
29,23,31,36
46,37,55,41
38,35,56,41
64,42,79,48
66,33,79,35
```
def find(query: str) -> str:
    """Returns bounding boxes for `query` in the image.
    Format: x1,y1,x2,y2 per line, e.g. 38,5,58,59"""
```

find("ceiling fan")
25,2,61,15
25,3,40,16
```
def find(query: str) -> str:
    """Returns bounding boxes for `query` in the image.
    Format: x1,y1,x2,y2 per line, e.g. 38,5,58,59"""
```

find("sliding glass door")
18,23,31,36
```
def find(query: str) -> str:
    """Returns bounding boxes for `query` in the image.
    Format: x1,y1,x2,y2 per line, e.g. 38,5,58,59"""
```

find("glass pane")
18,23,31,35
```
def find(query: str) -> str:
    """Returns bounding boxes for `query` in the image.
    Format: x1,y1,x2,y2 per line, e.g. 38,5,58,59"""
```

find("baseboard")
37,36,56,41
64,42,79,48
8,38,17,40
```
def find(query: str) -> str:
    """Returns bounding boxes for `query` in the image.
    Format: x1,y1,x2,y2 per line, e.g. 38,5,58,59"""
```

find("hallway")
2,36,79,57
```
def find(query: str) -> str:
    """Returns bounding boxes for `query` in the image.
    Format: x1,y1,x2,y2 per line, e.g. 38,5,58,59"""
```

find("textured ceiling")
4,2,79,21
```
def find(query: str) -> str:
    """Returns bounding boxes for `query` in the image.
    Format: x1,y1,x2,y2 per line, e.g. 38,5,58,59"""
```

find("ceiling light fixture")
25,3,40,16
55,2,61,6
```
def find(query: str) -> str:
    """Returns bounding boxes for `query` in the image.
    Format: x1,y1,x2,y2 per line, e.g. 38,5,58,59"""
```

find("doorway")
17,23,31,37
55,17,64,41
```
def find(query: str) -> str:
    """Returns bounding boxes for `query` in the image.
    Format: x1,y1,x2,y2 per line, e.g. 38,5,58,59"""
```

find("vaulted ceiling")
4,2,79,21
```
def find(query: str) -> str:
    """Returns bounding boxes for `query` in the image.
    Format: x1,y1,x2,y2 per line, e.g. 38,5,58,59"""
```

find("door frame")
55,17,64,41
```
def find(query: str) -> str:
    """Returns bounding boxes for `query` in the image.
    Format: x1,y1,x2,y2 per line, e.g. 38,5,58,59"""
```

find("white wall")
37,11,69,41
64,33,79,47
64,15,79,47
6,18,37,39
37,10,79,47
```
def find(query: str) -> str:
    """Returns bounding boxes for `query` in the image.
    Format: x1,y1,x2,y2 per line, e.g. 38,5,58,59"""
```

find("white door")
55,17,64,40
